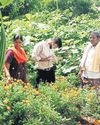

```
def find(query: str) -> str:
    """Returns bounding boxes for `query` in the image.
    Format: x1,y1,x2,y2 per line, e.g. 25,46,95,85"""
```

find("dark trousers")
36,67,55,85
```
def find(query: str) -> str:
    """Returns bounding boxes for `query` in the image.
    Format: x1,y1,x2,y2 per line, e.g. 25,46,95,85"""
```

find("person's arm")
4,63,10,77
4,63,11,85
78,43,92,79
78,67,84,80
4,50,13,85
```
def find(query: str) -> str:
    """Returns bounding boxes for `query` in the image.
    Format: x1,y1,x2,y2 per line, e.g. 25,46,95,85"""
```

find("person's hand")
40,56,52,61
47,56,53,61
6,76,11,85
78,70,83,80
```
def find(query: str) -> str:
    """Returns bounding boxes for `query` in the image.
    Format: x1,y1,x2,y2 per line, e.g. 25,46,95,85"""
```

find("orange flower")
6,106,11,110
94,120,100,125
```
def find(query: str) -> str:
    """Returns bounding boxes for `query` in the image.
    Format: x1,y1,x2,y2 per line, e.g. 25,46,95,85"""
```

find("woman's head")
13,34,23,48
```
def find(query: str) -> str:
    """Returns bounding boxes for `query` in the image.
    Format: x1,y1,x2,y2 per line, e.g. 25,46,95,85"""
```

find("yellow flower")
56,76,66,81
27,83,31,87
22,99,31,106
33,88,40,94
13,78,17,82
7,92,11,96
3,99,9,104
94,120,100,125
17,80,20,83
4,85,9,90
86,93,94,102
60,92,66,97
51,85,58,90
13,82,16,87
0,103,4,106
24,85,28,89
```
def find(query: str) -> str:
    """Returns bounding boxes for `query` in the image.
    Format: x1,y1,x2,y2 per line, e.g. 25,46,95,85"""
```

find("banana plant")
0,0,13,74
0,10,6,74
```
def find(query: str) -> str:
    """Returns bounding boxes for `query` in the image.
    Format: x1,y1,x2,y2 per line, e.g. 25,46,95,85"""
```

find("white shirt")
32,41,57,69
80,43,100,79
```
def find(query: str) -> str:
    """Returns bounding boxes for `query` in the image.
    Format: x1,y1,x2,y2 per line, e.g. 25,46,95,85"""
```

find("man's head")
48,38,62,49
53,38,62,48
90,31,100,46
13,34,23,48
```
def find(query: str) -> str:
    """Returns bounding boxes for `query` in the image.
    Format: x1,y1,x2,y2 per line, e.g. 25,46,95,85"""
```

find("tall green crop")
0,10,6,74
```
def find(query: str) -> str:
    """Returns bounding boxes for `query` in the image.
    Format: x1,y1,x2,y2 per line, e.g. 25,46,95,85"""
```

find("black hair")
54,38,62,48
13,34,23,42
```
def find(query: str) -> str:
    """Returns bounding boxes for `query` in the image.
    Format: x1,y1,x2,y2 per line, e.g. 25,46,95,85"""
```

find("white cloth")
80,43,100,79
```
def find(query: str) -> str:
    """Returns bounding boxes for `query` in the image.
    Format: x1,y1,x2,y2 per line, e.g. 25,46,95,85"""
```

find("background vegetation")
0,0,100,124
1,0,95,18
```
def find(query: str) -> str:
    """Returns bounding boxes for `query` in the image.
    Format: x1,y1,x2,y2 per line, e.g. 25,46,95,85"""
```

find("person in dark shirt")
4,34,27,85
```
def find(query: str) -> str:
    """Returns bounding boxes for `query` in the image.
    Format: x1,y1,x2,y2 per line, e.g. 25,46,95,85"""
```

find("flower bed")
0,77,99,125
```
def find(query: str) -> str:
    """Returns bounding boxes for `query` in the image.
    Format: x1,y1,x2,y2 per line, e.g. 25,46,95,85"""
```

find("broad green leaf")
25,13,33,20
0,0,13,7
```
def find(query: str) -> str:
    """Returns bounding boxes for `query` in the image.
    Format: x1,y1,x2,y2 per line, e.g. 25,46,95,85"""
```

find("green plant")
0,0,13,7
0,11,6,74
0,0,14,74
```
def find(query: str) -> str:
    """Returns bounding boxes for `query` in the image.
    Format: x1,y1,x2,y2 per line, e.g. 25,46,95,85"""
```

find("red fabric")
10,47,27,64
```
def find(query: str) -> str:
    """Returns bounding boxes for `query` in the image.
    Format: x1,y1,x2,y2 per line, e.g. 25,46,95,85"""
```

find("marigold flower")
60,92,65,97
24,85,28,89
3,99,9,104
33,89,40,94
17,80,20,83
7,92,11,96
6,106,11,110
27,83,31,86
13,78,17,82
94,120,100,125
4,85,9,90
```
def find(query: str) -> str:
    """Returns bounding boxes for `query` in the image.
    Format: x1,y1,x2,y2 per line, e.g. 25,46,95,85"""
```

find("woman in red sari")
4,35,27,85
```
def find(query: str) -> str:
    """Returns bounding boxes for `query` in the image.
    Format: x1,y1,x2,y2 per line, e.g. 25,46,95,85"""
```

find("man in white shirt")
78,31,100,88
32,38,62,88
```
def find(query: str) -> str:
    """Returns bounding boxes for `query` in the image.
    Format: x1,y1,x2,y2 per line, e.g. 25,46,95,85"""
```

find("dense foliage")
0,77,100,125
0,1,100,124
1,0,94,19
0,0,14,74
2,8,100,82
